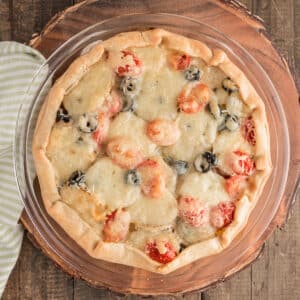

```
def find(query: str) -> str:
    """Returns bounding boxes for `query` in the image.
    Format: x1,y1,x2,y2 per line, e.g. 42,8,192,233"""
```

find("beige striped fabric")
0,41,45,298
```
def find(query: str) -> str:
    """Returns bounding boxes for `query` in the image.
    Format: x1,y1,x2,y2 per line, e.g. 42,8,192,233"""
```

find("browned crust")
32,29,272,274
210,48,272,247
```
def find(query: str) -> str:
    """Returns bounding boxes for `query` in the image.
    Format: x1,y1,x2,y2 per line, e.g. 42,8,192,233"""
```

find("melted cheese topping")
63,61,114,115
46,123,98,184
163,111,217,162
128,190,178,226
85,157,141,209
132,47,186,120
135,68,186,120
132,46,166,70
107,112,158,157
60,186,104,234
176,220,215,245
179,171,230,206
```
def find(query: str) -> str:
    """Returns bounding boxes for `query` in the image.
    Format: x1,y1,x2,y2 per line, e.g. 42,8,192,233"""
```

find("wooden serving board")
21,0,300,296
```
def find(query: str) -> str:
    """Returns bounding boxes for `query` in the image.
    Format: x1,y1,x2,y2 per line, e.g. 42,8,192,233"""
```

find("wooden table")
1,1,299,299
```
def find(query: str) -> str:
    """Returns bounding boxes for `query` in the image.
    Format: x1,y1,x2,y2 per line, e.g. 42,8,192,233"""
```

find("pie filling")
35,30,270,270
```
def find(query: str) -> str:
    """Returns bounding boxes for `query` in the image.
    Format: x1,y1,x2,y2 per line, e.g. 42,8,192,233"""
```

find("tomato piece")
231,150,255,176
169,53,191,70
103,209,130,242
210,201,235,229
116,50,142,77
178,196,208,227
178,83,209,114
145,241,177,264
105,209,117,224
225,175,246,198
242,117,256,146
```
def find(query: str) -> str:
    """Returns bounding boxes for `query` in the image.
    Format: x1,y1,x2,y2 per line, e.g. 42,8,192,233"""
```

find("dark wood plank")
9,0,73,43
250,1,300,299
74,279,108,299
204,267,252,300
294,0,300,83
251,201,300,300
2,236,74,300
0,0,11,40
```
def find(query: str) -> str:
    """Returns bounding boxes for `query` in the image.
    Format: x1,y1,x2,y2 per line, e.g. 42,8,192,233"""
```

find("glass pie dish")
14,13,298,295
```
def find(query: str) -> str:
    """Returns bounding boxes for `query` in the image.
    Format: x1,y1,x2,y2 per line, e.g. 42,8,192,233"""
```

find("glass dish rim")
13,12,292,292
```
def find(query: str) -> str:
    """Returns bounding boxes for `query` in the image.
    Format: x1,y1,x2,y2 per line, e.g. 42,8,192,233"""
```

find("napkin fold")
0,41,45,298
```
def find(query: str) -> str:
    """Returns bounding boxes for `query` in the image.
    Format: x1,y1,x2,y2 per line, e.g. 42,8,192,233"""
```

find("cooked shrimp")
178,83,210,114
146,119,181,146
169,53,191,70
102,90,122,117
106,136,144,169
115,50,142,77
137,158,166,199
103,209,130,242
92,112,110,145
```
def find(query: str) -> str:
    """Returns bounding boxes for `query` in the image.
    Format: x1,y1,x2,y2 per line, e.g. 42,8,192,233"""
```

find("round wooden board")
22,0,300,296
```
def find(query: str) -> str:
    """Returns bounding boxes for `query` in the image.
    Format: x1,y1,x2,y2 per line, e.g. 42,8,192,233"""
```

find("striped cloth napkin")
0,41,45,298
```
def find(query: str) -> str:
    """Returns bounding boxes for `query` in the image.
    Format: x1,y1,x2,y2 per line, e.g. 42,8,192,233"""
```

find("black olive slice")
184,65,201,81
172,160,189,175
164,157,189,175
78,113,98,133
120,76,140,97
222,77,239,94
121,97,135,112
124,170,141,185
202,151,218,166
67,170,86,189
56,107,71,123
225,114,240,131
194,152,217,173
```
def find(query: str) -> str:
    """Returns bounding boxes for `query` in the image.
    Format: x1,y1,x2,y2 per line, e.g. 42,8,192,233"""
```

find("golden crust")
32,29,272,274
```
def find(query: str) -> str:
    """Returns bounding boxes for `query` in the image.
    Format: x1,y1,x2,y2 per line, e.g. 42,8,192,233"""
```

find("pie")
32,29,272,274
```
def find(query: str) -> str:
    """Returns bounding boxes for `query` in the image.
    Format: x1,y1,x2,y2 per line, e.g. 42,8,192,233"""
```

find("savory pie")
32,29,272,274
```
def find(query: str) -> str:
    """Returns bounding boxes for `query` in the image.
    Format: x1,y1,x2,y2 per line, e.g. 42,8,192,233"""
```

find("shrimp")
102,90,122,117
178,83,210,114
106,137,144,169
103,209,130,242
169,53,191,70
137,158,166,199
146,119,181,146
92,112,110,146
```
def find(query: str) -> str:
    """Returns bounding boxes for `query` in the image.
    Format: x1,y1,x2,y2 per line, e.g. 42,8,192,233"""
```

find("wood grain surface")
0,0,299,299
